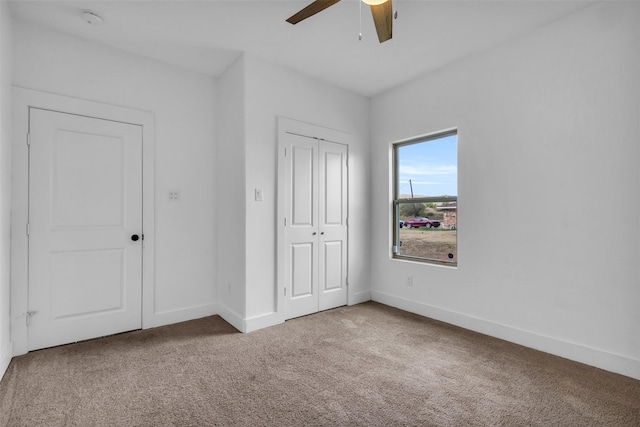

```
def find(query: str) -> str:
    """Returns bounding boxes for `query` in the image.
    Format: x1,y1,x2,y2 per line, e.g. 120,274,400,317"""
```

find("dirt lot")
398,228,457,263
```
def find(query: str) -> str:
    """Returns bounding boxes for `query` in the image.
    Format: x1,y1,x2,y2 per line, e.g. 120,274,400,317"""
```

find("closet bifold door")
283,133,347,320
317,140,348,312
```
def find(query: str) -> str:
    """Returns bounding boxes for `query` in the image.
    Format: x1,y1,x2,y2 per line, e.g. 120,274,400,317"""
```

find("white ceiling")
8,0,594,97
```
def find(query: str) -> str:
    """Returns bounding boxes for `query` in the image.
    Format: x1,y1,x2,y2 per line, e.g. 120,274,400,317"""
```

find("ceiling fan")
286,0,394,43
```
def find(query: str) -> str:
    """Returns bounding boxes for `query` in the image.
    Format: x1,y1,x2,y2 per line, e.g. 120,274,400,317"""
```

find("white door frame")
276,117,352,321
11,87,155,356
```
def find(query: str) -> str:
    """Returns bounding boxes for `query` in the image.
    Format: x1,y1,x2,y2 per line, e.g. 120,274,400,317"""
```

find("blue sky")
397,134,457,197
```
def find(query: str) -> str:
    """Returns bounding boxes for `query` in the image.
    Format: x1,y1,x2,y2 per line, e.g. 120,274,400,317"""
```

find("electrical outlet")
406,275,413,286
168,190,180,202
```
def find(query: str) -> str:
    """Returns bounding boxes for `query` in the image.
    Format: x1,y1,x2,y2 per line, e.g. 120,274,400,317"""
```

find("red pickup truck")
403,217,441,229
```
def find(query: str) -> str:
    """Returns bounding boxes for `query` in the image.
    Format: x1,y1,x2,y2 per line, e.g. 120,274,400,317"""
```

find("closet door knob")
312,232,317,236
131,234,140,242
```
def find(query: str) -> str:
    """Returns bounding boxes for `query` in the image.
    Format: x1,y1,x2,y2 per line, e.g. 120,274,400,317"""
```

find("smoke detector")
82,11,103,26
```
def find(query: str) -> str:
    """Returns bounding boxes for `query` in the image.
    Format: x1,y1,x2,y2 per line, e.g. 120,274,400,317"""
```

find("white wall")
0,0,14,378
216,55,247,331
242,55,371,329
12,21,218,328
370,2,640,379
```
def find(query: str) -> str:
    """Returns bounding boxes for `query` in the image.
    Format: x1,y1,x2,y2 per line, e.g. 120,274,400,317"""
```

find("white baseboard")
146,303,218,329
349,289,371,306
244,312,283,333
372,290,640,380
215,303,244,333
0,340,13,381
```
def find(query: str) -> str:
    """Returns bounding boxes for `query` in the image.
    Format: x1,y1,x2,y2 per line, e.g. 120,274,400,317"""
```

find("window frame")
392,129,458,266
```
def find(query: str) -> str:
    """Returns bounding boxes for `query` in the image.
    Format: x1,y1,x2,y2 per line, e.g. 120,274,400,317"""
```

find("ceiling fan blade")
370,1,393,43
286,0,342,25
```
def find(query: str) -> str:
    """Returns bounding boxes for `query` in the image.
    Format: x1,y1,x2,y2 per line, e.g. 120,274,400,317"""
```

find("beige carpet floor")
1,301,639,426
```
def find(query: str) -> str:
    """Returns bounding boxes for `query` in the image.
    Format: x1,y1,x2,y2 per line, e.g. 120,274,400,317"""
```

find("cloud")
403,181,448,186
400,164,457,177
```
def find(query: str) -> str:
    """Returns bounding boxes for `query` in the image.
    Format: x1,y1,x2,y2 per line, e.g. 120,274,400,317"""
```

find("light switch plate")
255,188,263,201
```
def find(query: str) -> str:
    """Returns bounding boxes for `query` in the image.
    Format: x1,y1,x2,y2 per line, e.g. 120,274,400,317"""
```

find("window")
392,130,457,266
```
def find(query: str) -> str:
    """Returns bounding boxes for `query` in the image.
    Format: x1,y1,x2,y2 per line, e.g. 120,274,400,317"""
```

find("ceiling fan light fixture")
287,0,392,43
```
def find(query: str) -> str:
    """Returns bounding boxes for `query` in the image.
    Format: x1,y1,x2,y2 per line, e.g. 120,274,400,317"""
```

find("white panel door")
318,141,348,311
284,133,347,319
284,134,319,319
28,108,143,351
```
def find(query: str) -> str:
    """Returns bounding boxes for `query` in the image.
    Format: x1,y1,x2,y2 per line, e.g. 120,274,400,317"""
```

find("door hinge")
284,287,287,296
284,217,287,226
25,311,38,327
27,133,31,146
284,147,287,157
26,223,30,236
